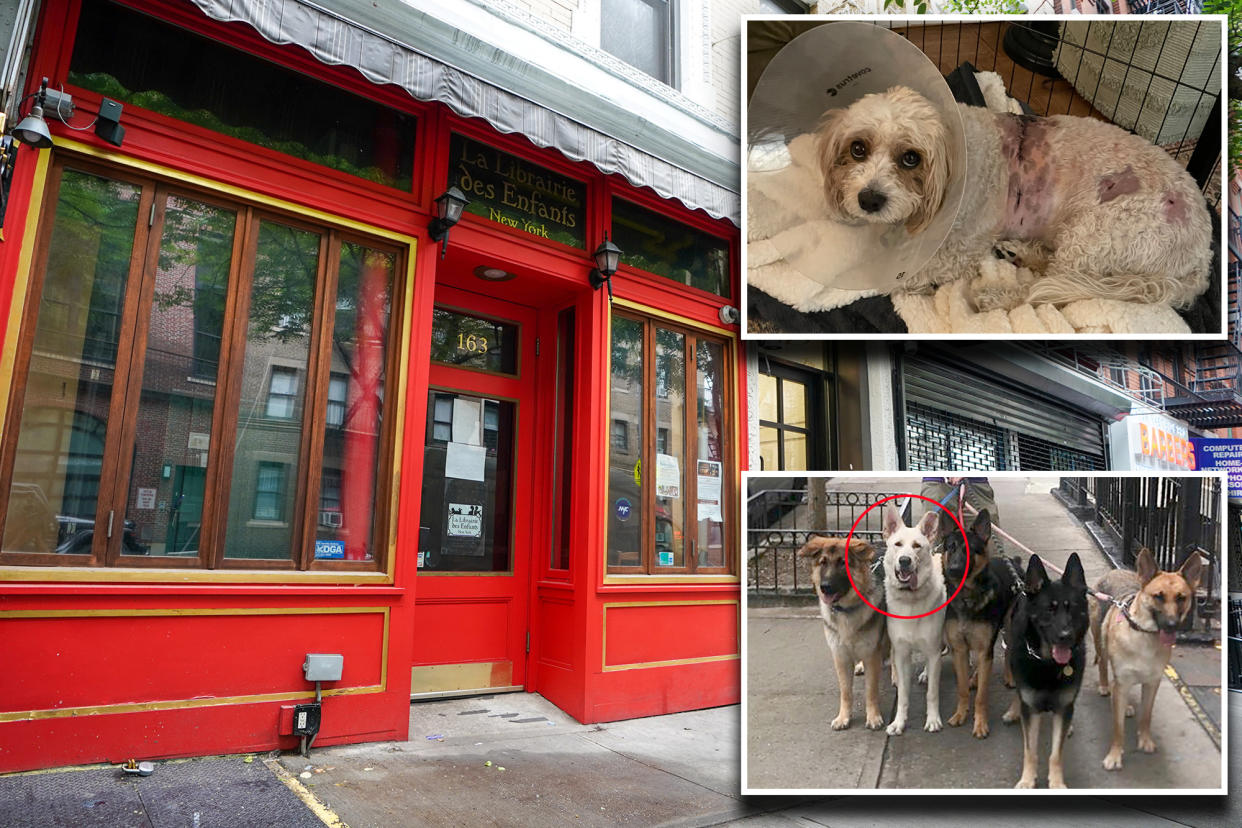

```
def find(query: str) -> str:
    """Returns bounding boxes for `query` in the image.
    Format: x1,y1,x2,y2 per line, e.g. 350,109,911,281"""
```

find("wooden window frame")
0,157,406,574
607,310,734,576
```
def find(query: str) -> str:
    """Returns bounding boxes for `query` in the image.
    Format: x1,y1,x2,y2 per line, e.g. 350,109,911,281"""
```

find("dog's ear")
916,509,940,542
1024,555,1048,594
848,538,876,562
881,504,904,540
969,509,992,543
904,117,949,236
1063,553,1087,592
816,107,852,224
937,509,957,540
1135,547,1158,587
1177,550,1204,592
796,536,822,559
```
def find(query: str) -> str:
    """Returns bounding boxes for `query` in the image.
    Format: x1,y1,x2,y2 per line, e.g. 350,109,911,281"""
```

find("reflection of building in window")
483,400,499,452
431,394,452,442
611,419,629,452
265,367,299,419
326,373,348,428
601,0,673,84
253,461,287,521
319,466,342,527
657,427,669,455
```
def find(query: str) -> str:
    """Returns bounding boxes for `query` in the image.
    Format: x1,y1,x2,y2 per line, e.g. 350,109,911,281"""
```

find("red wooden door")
411,285,540,696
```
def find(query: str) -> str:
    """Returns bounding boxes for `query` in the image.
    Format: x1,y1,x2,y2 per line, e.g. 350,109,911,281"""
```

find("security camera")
719,305,739,325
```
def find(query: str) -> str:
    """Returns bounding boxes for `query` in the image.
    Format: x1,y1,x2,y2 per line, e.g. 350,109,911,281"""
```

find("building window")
610,197,730,297
758,360,827,471
253,462,287,521
607,312,732,574
266,367,300,419
326,373,349,428
0,162,402,570
601,0,674,85
68,0,416,190
610,419,629,452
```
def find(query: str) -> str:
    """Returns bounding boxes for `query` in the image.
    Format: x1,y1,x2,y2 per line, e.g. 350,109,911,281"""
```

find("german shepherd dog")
940,510,1023,739
1090,547,1203,771
881,505,947,736
1005,553,1089,788
798,536,889,730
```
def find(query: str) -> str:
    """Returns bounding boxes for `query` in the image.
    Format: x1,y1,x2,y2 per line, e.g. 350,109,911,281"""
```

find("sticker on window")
658,550,674,567
315,539,346,559
447,503,484,537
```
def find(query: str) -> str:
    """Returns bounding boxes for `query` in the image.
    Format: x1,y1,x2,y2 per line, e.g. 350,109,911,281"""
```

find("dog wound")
1096,165,1139,203
1163,191,1188,225
997,114,1054,241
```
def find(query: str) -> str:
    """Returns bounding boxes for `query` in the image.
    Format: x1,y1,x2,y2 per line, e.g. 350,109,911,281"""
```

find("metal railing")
746,488,903,598
1029,345,1166,409
1229,595,1241,691
1058,476,1222,634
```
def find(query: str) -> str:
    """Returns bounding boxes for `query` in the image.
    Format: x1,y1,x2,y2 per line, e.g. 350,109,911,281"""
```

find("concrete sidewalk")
0,692,1236,826
746,478,1224,792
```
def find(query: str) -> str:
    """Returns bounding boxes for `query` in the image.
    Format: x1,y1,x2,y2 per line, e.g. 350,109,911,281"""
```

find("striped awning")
186,0,740,225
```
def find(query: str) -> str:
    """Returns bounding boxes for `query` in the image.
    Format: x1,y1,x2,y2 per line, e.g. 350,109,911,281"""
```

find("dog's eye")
899,150,921,169
1154,592,1165,602
850,140,867,160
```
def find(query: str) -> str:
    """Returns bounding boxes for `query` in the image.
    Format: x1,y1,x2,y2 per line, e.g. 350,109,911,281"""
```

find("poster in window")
445,441,486,481
447,503,484,538
656,453,680,499
696,460,723,522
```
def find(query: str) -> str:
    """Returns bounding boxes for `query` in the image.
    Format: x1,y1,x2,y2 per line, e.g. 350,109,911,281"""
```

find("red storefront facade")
0,0,743,773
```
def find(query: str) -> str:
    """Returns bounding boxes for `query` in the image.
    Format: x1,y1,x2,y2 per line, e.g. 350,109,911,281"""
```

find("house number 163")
457,333,488,354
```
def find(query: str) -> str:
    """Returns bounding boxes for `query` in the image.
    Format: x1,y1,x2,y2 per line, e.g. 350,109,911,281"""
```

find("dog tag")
1062,665,1074,677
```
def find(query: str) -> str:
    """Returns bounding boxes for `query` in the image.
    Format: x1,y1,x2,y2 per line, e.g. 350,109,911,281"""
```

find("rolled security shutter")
902,354,1108,471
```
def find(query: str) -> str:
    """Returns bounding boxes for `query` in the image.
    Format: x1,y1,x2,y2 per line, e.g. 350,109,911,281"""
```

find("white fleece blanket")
746,77,1192,335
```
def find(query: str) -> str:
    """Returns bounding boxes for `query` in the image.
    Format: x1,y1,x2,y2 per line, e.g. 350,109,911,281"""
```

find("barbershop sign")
1124,414,1195,471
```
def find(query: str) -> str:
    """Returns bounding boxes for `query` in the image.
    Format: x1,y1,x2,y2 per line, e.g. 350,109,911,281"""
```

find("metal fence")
746,487,904,598
1058,476,1222,632
1229,595,1241,691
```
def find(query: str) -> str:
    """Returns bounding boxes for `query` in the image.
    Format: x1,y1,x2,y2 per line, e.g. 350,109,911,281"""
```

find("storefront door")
411,285,540,697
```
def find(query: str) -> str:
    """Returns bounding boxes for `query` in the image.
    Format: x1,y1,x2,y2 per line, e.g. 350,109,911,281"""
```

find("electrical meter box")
303,653,343,682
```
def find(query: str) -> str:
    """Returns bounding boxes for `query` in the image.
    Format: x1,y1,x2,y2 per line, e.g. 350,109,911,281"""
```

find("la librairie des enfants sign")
449,134,586,249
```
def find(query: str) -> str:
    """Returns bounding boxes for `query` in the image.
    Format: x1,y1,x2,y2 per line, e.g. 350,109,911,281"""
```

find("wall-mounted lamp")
12,78,54,149
588,233,623,299
428,186,469,259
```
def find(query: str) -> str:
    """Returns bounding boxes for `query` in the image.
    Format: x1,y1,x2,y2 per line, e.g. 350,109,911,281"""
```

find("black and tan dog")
1089,546,1203,771
1004,553,1090,789
940,510,1023,738
798,535,888,730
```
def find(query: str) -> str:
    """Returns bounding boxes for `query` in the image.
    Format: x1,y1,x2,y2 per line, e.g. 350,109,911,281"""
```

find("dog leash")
953,499,1150,628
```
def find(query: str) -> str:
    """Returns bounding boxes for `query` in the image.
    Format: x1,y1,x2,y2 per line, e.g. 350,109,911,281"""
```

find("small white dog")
881,504,948,736
817,86,1213,310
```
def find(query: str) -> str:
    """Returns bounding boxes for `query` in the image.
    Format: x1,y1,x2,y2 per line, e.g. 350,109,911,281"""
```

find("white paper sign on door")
451,398,483,445
696,460,723,522
445,441,486,481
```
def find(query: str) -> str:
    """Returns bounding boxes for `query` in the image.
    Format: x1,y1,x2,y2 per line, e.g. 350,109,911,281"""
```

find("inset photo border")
741,471,1228,793
741,15,1228,340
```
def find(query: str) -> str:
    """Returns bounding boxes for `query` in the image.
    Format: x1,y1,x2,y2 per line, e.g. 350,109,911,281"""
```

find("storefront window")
0,163,403,572
68,0,416,190
607,312,732,574
610,198,730,297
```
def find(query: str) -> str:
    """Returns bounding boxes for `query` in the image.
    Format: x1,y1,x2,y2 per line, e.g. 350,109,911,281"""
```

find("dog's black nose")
898,555,911,569
858,188,887,213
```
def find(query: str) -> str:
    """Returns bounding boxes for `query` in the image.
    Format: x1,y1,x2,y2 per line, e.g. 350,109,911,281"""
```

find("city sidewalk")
0,692,1237,827
747,477,1225,792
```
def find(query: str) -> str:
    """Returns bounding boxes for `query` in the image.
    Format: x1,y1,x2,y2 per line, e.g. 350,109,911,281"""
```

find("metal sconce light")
428,186,469,259
588,233,623,299
12,78,54,149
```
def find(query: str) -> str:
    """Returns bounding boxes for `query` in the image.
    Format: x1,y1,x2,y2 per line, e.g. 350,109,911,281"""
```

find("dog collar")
829,601,862,614
1114,592,1159,635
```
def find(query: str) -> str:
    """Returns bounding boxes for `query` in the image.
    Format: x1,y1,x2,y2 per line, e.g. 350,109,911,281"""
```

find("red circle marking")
844,493,969,620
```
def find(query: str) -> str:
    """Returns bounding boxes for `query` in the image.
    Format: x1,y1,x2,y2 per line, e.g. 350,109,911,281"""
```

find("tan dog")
798,536,888,730
1089,547,1203,771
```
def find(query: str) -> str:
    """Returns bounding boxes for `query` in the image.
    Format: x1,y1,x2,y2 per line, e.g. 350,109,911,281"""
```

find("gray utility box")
303,653,343,682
